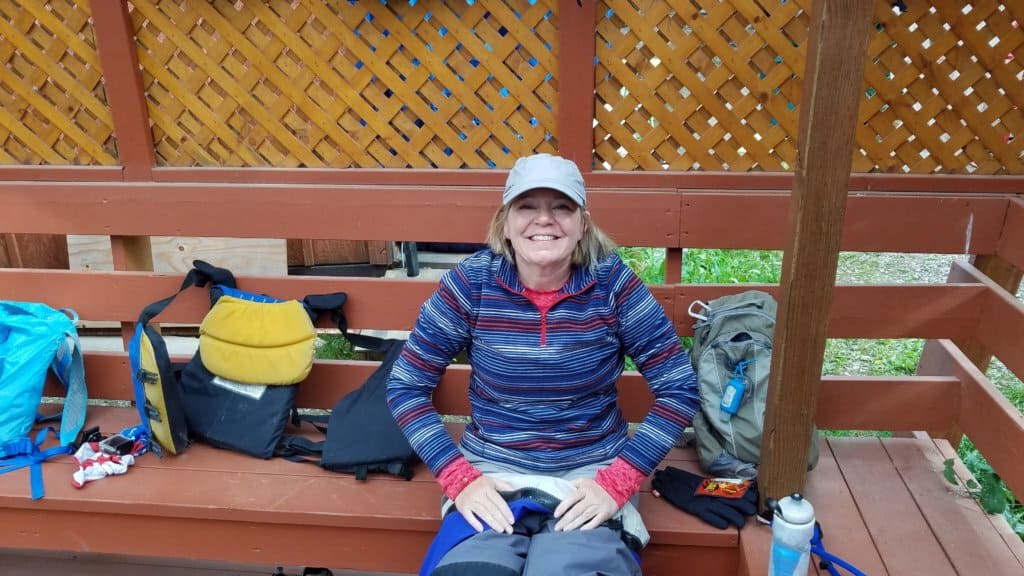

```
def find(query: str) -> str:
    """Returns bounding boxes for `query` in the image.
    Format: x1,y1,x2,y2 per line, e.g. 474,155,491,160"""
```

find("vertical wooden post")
91,0,156,180
758,0,873,504
557,0,596,171
665,248,683,285
93,0,157,348
917,339,963,444
110,235,154,345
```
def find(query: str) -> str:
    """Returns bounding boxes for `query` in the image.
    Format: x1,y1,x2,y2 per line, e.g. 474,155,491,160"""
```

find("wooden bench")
1,180,1023,575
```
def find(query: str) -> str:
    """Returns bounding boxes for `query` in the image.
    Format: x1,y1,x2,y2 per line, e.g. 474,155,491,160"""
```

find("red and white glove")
71,442,137,488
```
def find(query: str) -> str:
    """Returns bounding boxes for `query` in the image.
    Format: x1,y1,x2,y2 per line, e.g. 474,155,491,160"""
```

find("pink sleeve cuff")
436,456,483,501
595,457,647,508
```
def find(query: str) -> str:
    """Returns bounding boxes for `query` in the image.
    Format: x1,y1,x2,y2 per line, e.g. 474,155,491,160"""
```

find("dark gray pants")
430,510,642,576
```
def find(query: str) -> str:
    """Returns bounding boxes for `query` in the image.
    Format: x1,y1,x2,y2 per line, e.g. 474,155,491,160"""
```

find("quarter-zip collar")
494,254,596,297
494,254,597,346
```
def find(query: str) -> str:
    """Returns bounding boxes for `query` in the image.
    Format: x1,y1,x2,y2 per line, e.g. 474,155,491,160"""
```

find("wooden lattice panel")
132,0,559,168
0,0,115,165
596,0,1023,174
863,1,1023,174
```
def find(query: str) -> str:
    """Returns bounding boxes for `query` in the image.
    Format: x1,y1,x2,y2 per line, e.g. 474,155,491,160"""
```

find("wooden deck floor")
738,435,1024,576
3,435,1022,576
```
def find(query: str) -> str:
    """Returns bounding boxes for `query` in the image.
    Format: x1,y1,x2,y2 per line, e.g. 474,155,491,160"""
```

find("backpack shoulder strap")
129,260,234,448
51,324,87,448
301,292,391,353
136,260,234,326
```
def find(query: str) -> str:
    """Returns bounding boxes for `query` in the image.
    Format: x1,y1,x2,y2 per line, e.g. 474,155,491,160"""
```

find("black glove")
652,466,758,529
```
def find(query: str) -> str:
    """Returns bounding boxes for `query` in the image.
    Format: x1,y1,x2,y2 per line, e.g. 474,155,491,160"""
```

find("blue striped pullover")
385,250,700,477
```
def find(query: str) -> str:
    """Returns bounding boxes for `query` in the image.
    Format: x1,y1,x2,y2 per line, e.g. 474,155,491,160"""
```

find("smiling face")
503,188,585,281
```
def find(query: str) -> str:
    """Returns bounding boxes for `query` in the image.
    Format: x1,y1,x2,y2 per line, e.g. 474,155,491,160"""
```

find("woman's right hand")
454,475,516,533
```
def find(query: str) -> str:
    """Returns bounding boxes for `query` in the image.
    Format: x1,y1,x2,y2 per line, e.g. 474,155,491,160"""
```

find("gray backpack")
687,290,819,478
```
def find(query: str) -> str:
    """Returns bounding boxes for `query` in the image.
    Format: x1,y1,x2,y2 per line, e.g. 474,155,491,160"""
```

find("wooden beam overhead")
0,182,1008,254
758,0,874,503
557,0,597,170
137,167,1024,194
91,0,156,180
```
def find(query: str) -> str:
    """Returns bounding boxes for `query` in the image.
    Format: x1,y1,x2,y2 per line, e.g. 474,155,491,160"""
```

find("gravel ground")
835,252,966,284
832,252,1023,390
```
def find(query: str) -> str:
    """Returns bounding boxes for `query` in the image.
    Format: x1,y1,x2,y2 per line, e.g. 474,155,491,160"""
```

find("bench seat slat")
0,406,736,568
1,506,436,574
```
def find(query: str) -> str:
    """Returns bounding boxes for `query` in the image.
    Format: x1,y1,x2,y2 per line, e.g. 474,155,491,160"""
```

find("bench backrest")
2,181,1023,500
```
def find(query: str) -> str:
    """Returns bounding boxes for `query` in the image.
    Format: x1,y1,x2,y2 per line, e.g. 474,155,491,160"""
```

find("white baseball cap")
503,153,586,207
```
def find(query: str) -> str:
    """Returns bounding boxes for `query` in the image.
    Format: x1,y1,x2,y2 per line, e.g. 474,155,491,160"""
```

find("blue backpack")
0,301,88,499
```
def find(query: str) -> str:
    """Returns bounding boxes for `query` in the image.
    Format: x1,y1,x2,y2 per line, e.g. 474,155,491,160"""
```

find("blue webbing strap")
0,428,72,500
810,522,866,576
127,322,152,440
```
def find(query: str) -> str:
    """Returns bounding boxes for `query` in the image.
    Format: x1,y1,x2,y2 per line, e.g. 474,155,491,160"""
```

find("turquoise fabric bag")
0,301,88,499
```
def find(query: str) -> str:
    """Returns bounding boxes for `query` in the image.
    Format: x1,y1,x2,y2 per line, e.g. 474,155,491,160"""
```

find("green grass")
682,248,783,284
314,333,355,360
617,247,667,284
957,436,1024,535
822,338,924,377
616,247,784,284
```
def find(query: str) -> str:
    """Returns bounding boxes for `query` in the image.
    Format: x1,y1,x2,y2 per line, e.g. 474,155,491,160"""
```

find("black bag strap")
302,292,348,326
344,331,391,352
137,260,235,326
292,411,329,434
382,460,414,480
275,435,325,461
302,292,392,352
348,461,413,481
274,435,417,482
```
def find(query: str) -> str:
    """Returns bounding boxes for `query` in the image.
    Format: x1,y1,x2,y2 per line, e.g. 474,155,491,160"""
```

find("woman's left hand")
553,477,619,531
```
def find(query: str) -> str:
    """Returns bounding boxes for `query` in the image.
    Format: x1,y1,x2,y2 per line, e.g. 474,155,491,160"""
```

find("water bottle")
768,493,815,576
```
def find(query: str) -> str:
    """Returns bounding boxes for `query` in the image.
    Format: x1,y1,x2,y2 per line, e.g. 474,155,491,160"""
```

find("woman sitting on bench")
386,153,701,576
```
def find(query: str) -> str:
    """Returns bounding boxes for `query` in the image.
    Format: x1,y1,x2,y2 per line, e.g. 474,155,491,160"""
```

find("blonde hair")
485,204,617,269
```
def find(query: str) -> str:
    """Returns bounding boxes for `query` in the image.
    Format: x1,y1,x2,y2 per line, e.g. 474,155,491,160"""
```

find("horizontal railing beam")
56,352,961,430
0,181,1011,253
1,166,1020,194
935,340,1024,503
678,192,1005,252
2,269,986,338
0,182,678,247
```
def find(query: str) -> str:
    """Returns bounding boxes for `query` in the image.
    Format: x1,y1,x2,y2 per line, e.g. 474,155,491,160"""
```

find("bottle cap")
776,493,815,524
